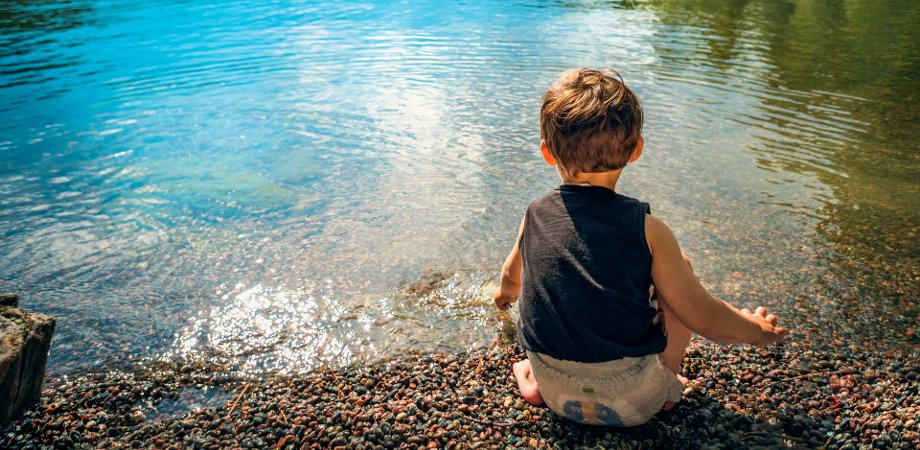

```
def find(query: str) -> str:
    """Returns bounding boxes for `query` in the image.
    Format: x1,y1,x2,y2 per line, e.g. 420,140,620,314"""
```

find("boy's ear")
627,136,644,163
540,140,557,166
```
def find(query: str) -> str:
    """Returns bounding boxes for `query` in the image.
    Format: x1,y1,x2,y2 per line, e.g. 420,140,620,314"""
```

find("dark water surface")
1,0,917,375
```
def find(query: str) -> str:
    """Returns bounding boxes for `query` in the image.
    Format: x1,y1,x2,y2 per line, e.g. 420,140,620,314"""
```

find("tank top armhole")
637,203,653,265
518,204,532,251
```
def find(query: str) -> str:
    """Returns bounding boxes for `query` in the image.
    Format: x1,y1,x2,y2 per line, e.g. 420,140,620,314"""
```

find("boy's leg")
657,253,694,411
512,359,545,406
658,297,693,376
658,252,694,376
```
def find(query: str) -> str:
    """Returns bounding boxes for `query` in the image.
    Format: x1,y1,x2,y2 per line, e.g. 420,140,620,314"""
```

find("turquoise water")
1,0,917,375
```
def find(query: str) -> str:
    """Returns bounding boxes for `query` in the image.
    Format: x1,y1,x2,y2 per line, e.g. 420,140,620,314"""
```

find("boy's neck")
560,168,623,192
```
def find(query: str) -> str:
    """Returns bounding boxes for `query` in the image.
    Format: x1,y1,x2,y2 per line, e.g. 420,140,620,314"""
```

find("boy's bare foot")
662,375,689,411
677,374,689,386
512,359,545,406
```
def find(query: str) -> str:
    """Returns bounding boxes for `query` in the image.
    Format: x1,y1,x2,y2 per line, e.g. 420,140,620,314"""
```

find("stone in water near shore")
0,293,56,425
0,293,18,307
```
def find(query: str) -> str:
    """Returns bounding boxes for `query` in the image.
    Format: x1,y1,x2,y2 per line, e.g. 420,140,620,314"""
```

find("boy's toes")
521,389,545,406
677,374,689,386
512,360,529,374
512,359,545,406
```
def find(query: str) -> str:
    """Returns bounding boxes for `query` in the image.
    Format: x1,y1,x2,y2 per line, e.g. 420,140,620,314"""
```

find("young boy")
493,68,787,427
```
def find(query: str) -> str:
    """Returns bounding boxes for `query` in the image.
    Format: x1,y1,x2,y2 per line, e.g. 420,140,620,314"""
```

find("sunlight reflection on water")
169,273,505,374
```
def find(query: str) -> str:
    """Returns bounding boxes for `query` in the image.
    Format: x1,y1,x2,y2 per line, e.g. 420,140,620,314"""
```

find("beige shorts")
527,350,683,427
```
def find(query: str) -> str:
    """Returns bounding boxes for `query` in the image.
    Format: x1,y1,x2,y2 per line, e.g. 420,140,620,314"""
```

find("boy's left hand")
741,306,788,346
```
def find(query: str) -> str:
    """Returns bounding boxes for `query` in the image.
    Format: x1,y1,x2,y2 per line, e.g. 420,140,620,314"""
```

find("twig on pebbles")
759,358,919,390
279,408,289,425
743,431,815,445
274,435,290,449
318,358,342,382
758,370,837,389
467,416,513,427
226,383,251,419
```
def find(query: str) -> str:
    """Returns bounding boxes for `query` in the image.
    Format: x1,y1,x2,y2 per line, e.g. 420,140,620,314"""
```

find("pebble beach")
4,341,917,449
2,1,919,449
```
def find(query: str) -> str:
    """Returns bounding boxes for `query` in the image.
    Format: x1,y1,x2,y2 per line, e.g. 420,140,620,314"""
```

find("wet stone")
0,343,916,449
0,305,56,425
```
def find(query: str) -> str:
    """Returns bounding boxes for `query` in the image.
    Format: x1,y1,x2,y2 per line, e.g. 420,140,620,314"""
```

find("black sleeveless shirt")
516,184,666,362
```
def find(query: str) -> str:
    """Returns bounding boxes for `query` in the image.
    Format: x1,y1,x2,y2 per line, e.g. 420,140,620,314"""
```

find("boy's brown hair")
540,68,643,175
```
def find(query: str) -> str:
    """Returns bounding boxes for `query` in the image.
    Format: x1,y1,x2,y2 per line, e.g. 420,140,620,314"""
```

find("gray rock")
0,293,18,307
0,305,56,424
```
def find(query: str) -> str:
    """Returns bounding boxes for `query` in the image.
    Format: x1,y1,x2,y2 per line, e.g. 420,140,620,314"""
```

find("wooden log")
0,305,55,425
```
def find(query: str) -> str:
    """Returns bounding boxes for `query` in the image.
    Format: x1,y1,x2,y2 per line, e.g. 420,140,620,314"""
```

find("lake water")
1,0,917,375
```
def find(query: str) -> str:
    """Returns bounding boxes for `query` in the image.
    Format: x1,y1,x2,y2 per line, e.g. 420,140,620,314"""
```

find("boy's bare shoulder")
643,214,678,256
644,213,667,237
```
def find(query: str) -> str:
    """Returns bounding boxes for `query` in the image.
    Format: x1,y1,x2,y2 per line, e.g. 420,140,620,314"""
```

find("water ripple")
1,0,917,374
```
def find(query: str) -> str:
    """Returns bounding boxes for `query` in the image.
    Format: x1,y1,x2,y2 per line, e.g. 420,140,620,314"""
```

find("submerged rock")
0,293,18,307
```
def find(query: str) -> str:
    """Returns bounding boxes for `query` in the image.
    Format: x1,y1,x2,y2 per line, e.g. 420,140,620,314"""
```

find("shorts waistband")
527,351,659,388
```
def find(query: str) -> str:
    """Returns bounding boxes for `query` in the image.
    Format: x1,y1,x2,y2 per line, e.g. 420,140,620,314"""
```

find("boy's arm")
646,215,787,346
494,216,526,310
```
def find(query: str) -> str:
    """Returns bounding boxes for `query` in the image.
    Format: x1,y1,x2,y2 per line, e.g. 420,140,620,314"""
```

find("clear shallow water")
1,0,917,375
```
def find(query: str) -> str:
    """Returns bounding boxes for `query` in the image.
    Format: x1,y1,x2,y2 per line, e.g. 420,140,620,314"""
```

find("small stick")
317,357,342,382
759,371,833,389
759,356,920,390
467,416,513,427
280,408,289,424
743,431,816,444
226,383,251,419
315,340,341,382
274,435,290,449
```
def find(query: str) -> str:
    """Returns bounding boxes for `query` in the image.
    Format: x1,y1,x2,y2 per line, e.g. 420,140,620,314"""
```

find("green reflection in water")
645,0,919,347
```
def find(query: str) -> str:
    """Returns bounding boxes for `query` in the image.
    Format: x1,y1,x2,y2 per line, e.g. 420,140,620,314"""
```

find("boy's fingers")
766,314,778,325
755,306,767,317
741,308,752,315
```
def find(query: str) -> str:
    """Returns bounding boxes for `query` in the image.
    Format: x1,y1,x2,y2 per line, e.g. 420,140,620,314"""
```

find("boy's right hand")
741,306,788,346
495,215,526,311
493,284,519,310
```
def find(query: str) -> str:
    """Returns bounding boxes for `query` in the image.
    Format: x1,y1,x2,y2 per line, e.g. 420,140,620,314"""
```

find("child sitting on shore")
493,68,787,427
